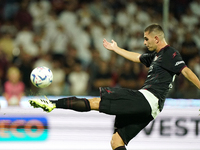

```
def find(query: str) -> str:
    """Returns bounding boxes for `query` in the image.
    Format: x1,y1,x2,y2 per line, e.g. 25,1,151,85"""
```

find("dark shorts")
99,87,153,145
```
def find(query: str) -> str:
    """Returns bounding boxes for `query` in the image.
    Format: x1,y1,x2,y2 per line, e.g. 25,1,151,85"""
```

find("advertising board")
0,97,199,150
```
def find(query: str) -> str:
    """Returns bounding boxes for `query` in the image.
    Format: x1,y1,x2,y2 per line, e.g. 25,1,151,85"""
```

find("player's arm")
181,67,200,89
103,39,141,63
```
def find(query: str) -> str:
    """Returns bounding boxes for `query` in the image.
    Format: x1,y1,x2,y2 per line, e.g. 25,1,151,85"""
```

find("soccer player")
29,24,200,150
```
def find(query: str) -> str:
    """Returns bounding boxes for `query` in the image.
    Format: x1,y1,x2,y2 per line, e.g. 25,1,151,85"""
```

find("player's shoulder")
162,45,177,53
163,45,181,58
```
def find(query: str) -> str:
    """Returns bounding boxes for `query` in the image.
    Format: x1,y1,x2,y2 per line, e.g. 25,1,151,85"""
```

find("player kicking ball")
29,24,200,150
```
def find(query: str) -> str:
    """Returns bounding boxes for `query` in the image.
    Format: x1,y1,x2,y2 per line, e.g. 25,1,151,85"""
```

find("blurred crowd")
0,0,199,105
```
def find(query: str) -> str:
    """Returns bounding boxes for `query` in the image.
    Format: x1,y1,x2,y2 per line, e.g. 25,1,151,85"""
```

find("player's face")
144,31,157,51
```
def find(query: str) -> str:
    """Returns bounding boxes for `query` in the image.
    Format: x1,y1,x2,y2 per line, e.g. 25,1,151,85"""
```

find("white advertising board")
0,97,199,150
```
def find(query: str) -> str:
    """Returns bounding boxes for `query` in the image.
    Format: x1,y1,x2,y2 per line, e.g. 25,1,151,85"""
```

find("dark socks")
50,97,91,112
114,146,126,150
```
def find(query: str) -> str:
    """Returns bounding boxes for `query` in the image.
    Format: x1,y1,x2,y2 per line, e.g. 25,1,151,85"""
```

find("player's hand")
103,39,118,51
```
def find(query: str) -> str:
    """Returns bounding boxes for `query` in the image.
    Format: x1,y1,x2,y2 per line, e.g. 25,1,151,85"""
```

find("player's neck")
156,40,168,53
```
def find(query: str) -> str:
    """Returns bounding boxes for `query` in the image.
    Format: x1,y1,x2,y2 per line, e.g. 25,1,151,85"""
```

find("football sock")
50,97,91,112
114,146,126,150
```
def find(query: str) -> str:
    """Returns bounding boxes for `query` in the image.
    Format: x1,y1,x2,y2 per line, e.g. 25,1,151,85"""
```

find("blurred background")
0,0,200,149
0,0,200,105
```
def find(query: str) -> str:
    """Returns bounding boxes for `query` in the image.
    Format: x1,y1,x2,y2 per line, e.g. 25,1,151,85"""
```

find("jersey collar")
157,45,170,55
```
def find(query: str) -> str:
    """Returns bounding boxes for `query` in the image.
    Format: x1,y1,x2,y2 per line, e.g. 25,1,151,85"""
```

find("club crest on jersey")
154,55,161,61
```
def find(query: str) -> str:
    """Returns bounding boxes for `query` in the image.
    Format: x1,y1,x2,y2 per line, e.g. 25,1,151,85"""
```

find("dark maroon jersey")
140,45,186,111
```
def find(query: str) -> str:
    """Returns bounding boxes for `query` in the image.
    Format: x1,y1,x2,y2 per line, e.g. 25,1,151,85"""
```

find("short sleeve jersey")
139,45,186,111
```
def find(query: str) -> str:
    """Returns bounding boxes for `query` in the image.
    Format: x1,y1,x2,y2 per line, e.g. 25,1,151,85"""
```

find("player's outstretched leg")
29,97,100,112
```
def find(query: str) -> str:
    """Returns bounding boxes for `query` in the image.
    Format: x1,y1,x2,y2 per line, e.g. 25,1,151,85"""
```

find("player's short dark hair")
144,24,164,34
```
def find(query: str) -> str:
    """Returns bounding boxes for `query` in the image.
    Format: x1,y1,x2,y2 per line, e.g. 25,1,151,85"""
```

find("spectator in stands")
3,0,19,20
91,60,113,95
68,62,89,96
63,45,81,78
72,25,92,67
126,0,137,16
89,0,104,19
28,0,51,33
0,20,18,37
181,8,198,31
43,11,59,46
168,31,180,50
188,55,200,80
127,31,145,54
0,49,9,94
3,66,25,106
108,53,121,87
116,6,129,28
46,58,65,96
135,6,151,28
0,32,15,61
13,48,33,95
193,24,200,49
168,12,179,32
33,53,53,70
113,27,128,48
14,0,32,30
176,22,186,45
77,2,92,27
51,23,70,56
190,0,200,17
87,49,102,94
180,32,199,65
118,60,138,89
91,21,113,61
15,26,39,58
59,1,78,37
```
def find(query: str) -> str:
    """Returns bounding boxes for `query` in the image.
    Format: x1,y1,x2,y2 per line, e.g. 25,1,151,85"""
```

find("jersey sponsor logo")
175,61,184,66
0,117,48,141
172,52,177,58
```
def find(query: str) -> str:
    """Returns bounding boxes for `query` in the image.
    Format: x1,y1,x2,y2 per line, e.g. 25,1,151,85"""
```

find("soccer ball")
30,66,53,88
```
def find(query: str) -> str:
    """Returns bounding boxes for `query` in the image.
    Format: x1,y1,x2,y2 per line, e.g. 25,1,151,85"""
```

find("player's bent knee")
111,132,125,149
